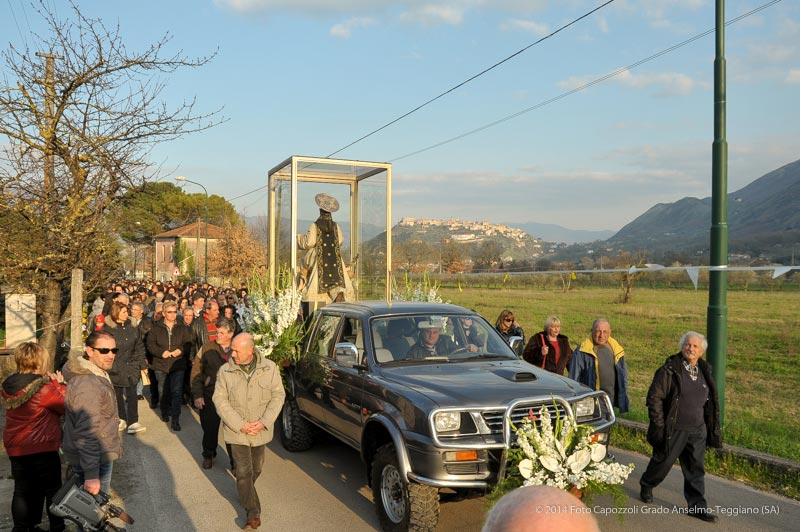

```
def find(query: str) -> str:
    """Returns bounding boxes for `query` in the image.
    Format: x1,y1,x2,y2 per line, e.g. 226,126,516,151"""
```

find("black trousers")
199,395,233,463
155,369,185,421
115,384,139,424
9,451,65,532
641,425,708,510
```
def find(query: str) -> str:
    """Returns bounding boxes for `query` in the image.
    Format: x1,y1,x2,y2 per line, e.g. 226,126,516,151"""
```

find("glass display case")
267,156,392,304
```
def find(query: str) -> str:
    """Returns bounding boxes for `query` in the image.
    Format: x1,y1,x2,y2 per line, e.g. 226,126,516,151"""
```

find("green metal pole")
708,0,728,425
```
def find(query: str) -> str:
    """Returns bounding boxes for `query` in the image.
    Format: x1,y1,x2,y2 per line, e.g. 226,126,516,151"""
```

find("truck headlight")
573,397,596,419
434,412,461,432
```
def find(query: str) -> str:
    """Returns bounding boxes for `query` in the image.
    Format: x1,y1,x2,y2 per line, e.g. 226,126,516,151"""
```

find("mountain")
510,222,614,244
607,159,800,261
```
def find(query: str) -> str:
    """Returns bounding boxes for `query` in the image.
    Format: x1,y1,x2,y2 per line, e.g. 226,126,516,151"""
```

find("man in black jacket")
146,301,192,431
191,317,236,470
640,331,722,523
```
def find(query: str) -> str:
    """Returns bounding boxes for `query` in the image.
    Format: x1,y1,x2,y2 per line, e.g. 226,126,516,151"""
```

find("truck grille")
481,402,570,435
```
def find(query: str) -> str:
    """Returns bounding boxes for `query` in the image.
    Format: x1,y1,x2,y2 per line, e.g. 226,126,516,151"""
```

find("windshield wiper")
458,354,512,361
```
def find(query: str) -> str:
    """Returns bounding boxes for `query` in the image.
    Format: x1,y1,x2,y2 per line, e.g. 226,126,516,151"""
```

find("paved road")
3,403,799,531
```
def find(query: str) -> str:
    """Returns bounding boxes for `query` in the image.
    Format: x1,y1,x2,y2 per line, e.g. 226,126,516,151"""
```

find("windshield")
371,314,518,364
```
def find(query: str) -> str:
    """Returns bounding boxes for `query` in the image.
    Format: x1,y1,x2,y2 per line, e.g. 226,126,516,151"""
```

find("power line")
228,185,267,202
390,0,783,162
7,0,26,44
325,0,617,158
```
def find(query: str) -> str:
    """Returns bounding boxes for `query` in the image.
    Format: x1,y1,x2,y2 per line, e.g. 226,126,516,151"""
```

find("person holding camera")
62,331,122,496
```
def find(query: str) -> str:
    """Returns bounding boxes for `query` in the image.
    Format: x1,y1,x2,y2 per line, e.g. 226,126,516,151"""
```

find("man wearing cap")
406,317,460,359
297,193,354,306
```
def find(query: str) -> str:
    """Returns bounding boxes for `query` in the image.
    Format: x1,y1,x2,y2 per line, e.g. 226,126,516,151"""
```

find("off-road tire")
371,443,439,532
278,396,314,452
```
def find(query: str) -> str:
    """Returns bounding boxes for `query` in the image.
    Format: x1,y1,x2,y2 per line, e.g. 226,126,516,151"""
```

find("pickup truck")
279,301,615,531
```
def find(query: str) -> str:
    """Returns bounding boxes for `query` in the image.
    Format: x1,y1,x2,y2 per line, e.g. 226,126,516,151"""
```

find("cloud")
501,18,549,37
786,69,800,84
400,4,466,26
216,1,548,23
597,15,609,33
330,17,376,38
558,69,697,97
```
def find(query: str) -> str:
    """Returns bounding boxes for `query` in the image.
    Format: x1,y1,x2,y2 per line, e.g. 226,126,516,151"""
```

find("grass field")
436,284,800,462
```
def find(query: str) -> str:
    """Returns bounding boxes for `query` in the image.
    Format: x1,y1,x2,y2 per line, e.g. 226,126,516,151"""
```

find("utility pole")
36,52,62,200
707,0,729,424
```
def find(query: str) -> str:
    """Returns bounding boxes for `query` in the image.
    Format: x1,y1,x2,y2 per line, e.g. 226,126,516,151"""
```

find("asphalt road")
3,403,798,531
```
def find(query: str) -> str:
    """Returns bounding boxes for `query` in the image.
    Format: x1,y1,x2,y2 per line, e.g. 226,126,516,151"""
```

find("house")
153,222,225,281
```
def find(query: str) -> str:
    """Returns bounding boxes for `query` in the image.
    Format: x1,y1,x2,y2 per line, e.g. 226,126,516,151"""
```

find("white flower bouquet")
391,271,446,303
238,274,304,366
489,402,634,509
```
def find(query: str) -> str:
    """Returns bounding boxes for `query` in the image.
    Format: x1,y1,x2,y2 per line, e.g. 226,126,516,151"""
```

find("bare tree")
208,222,268,285
0,1,223,362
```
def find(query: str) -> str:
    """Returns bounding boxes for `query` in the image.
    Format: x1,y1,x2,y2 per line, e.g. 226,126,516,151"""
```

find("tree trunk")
39,276,63,369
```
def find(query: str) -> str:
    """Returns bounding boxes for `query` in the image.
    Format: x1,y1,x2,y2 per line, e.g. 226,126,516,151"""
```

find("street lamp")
175,175,208,282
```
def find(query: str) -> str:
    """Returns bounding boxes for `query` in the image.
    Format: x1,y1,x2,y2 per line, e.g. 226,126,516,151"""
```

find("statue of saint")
297,193,354,305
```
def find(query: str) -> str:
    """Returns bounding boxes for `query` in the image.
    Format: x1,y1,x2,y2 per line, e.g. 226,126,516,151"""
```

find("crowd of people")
0,281,723,530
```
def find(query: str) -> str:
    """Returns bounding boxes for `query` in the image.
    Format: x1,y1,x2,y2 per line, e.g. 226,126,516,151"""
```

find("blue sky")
2,0,798,231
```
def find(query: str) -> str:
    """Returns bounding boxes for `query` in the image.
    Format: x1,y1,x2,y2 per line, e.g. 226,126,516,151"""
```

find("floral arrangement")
238,272,304,366
391,271,447,303
489,403,634,509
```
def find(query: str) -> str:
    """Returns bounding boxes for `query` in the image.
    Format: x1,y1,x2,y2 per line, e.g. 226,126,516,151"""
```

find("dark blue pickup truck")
279,301,615,532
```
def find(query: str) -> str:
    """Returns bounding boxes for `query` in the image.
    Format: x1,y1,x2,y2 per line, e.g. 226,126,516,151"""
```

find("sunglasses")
503,318,513,323
93,347,119,354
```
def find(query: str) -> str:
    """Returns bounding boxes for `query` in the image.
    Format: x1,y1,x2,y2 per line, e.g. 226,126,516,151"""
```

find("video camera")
50,475,134,532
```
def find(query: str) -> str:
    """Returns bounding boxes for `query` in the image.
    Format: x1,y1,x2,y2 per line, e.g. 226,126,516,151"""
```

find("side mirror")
334,342,360,367
508,336,524,357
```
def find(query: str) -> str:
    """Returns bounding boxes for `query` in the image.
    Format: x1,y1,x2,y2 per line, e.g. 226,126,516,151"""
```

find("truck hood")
379,359,590,408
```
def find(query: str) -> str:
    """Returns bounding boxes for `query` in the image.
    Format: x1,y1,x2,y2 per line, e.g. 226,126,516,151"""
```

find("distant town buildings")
399,217,537,248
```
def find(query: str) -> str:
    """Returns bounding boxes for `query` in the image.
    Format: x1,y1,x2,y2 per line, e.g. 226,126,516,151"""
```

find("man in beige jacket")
213,333,285,530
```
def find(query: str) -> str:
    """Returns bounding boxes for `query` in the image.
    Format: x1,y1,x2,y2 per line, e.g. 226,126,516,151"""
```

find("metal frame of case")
267,155,392,301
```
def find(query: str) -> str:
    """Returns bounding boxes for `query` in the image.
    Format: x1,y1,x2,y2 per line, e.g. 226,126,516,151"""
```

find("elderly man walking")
639,331,722,523
213,333,285,530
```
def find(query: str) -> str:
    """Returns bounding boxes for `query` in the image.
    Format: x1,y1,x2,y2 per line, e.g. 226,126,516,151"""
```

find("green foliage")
174,240,196,279
115,181,240,244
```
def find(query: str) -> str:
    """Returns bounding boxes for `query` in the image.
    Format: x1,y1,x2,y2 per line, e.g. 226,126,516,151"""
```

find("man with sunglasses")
62,331,122,495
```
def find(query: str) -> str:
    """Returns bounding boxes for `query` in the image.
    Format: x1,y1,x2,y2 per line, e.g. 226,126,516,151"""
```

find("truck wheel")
279,396,314,452
371,443,439,532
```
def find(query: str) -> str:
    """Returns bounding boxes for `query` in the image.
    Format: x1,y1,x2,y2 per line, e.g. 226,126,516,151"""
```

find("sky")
1,0,798,232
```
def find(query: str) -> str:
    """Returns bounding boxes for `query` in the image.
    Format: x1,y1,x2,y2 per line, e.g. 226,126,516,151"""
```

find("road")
3,403,797,531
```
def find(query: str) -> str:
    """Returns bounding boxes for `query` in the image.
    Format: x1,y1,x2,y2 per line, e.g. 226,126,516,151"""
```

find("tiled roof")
154,222,226,240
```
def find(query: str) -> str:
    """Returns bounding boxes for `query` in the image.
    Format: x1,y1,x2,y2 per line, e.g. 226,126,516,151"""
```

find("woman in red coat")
1,342,66,532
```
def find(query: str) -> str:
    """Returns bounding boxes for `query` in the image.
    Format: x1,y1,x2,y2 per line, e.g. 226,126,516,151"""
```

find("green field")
437,284,800,462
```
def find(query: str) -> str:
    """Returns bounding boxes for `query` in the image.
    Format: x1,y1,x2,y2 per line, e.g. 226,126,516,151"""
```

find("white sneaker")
127,422,146,434
118,420,127,431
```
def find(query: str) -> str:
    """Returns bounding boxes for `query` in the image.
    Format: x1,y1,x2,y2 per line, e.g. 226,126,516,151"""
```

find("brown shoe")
202,457,213,469
243,517,260,530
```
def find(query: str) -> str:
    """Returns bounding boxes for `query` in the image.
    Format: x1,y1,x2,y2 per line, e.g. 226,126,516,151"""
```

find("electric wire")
390,0,782,162
325,0,617,158
226,0,780,206
7,0,26,44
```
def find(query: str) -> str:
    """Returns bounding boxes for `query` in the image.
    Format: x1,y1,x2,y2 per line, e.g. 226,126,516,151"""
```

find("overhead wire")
7,0,26,45
229,1,617,206
225,0,780,207
326,0,616,158
389,0,783,162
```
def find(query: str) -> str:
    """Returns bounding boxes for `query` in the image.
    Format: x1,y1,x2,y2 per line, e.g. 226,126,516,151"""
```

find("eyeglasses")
165,310,178,314
503,318,513,323
92,347,119,354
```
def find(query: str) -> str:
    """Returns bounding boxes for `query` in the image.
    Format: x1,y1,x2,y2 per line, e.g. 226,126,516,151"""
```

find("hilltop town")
398,217,539,249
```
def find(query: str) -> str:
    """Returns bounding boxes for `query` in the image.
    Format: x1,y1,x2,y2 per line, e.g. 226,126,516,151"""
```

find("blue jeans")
71,461,113,495
155,369,185,421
